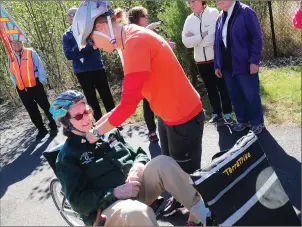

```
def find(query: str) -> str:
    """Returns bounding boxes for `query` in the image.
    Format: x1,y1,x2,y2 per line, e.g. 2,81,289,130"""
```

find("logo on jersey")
80,152,95,165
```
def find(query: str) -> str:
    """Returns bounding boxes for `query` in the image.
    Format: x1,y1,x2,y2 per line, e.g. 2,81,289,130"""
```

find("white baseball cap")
68,7,78,16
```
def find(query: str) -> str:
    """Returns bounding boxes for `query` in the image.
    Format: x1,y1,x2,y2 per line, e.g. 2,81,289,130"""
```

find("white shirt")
182,6,219,62
222,1,236,48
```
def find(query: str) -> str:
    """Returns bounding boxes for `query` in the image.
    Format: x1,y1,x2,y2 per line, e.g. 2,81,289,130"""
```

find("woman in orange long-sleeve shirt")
74,1,205,177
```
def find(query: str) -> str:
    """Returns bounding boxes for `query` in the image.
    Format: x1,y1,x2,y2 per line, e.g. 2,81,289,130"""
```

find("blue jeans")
222,70,264,126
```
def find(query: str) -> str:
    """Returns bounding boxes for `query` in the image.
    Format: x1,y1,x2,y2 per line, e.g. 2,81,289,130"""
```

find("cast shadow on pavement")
0,136,55,199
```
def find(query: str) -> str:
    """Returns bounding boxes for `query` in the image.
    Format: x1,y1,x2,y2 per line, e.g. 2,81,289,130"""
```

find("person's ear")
95,23,108,33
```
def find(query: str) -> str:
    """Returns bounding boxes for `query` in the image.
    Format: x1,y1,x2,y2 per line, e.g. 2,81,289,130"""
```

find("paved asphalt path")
1,118,301,225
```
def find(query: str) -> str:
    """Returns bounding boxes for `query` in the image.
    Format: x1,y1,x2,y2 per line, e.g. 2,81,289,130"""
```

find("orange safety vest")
9,48,36,90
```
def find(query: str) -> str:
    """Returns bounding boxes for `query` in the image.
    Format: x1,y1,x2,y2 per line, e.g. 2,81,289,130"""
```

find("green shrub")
158,1,197,81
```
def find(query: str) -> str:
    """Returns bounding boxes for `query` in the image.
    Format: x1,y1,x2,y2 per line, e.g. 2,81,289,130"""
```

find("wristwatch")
92,128,101,138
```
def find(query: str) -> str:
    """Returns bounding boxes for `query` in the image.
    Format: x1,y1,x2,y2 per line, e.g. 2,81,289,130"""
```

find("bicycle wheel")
50,178,85,226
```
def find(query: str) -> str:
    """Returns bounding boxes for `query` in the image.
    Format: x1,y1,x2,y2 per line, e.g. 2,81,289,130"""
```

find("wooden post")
268,1,277,58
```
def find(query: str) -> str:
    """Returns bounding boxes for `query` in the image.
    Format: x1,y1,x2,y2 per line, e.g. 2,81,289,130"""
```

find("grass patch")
259,66,301,125
98,66,301,126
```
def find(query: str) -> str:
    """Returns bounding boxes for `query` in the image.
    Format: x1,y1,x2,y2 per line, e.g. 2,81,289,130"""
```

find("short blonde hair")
115,7,128,24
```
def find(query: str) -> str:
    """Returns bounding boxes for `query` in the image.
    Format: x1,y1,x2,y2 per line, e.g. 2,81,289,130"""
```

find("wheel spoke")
50,178,84,226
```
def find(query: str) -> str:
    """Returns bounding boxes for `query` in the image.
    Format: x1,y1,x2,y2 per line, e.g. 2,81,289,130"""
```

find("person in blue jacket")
214,1,265,134
62,7,115,121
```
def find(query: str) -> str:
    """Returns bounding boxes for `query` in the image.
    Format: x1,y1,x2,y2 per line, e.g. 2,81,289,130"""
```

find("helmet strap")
107,15,117,48
66,119,86,135
92,15,117,49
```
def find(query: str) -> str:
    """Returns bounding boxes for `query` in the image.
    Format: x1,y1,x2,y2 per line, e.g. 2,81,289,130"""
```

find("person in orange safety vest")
8,40,58,140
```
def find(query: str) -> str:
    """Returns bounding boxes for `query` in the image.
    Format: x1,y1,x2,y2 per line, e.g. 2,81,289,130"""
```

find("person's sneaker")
209,114,223,124
148,132,159,142
224,113,234,125
151,196,166,219
232,123,249,132
36,128,48,140
187,215,218,226
162,197,183,216
251,123,265,135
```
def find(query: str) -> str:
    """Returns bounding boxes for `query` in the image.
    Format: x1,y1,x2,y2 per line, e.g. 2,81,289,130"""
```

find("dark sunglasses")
71,110,91,121
11,41,22,45
68,13,75,17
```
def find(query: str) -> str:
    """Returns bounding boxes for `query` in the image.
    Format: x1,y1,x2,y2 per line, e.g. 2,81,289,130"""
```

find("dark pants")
77,69,115,121
158,111,205,174
17,81,56,131
197,62,232,115
143,99,156,133
222,70,264,126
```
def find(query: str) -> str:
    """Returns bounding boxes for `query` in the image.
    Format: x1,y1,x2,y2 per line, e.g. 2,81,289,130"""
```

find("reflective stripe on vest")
9,48,36,90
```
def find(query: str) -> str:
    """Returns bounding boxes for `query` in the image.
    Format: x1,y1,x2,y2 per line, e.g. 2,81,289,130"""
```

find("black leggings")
197,62,232,115
77,69,115,121
143,99,156,133
17,81,56,130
